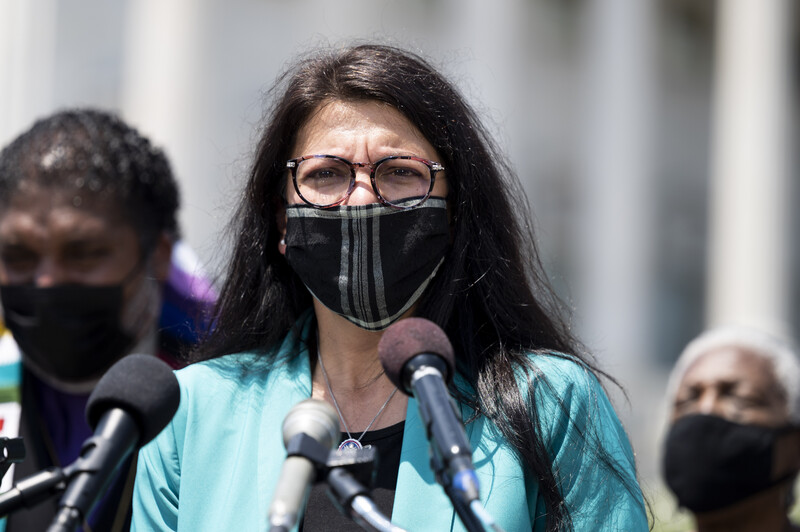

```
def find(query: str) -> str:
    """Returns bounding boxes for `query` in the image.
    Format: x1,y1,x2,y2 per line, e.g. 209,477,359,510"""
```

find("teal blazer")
132,316,647,531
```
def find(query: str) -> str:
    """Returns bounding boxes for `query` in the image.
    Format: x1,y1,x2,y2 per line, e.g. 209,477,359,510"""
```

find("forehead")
681,346,781,392
0,186,132,238
292,100,438,157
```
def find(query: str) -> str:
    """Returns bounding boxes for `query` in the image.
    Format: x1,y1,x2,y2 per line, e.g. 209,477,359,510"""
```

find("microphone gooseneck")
378,318,487,532
326,467,407,532
47,354,180,532
268,399,339,532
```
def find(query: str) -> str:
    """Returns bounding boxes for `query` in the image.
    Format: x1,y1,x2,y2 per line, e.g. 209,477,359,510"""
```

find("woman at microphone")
133,44,648,531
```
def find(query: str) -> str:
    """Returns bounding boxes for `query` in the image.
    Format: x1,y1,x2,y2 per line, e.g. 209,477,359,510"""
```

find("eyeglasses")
286,154,444,209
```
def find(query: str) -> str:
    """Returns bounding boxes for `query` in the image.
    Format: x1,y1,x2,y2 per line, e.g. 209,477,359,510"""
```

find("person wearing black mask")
0,108,215,531
132,44,647,531
662,326,800,532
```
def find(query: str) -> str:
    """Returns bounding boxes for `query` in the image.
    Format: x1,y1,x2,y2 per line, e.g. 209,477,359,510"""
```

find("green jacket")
132,314,648,531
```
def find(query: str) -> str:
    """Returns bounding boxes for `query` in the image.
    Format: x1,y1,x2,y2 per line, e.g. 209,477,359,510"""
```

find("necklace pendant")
339,438,363,451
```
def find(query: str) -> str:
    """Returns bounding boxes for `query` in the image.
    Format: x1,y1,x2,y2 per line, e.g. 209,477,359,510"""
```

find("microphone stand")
269,433,332,532
431,453,485,532
326,467,405,532
323,447,406,532
409,364,484,532
272,438,405,532
47,409,138,532
0,437,25,483
0,466,68,517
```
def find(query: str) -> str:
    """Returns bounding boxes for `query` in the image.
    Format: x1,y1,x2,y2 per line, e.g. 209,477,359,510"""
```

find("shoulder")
137,352,293,472
175,309,316,397
173,352,303,419
519,352,606,416
516,352,622,440
524,351,597,387
175,354,257,389
521,353,648,528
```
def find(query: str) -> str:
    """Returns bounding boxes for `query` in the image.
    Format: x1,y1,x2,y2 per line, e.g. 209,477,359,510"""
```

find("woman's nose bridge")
352,161,376,177
347,162,379,200
347,185,379,206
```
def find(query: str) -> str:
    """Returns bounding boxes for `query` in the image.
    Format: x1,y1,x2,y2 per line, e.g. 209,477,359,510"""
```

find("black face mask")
284,197,450,331
662,413,797,513
0,283,134,384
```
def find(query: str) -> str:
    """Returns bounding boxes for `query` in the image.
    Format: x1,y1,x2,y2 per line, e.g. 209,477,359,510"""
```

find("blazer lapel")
392,396,458,531
257,325,314,531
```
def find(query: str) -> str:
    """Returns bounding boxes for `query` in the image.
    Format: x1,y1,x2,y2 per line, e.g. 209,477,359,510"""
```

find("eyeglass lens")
294,157,432,207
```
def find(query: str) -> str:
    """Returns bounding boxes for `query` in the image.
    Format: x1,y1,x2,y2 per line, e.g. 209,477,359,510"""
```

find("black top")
301,421,405,531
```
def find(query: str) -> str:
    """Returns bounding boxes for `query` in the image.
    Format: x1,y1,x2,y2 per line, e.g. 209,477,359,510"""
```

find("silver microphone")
268,399,339,532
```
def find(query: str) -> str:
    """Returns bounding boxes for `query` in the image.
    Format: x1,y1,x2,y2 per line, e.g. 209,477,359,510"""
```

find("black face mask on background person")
0,283,135,385
662,413,799,513
0,251,160,392
284,197,450,331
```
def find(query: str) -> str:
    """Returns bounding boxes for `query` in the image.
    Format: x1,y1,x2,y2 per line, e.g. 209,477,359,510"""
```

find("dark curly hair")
0,108,180,252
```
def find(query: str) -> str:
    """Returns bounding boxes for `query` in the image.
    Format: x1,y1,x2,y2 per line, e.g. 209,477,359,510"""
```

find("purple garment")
30,371,124,528
31,371,91,466
158,242,217,362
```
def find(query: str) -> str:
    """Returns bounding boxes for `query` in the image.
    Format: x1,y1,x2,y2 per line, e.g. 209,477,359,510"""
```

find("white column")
440,0,529,162
120,0,217,265
706,0,793,336
0,0,58,146
576,0,656,371
575,0,659,476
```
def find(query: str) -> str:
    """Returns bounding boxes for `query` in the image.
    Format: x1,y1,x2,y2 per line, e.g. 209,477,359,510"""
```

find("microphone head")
378,317,455,390
282,398,339,450
86,354,180,446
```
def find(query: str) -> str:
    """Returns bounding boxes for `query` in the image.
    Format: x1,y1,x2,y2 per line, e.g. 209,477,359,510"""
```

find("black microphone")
326,466,407,532
268,398,339,532
378,318,484,530
47,354,180,532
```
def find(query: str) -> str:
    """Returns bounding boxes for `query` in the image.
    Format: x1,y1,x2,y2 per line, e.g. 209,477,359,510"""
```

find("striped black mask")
284,197,450,331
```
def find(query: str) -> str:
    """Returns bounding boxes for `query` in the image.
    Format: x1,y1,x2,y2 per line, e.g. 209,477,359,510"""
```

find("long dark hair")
199,44,640,531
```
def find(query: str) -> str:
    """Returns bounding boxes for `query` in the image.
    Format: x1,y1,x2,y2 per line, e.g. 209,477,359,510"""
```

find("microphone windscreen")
86,354,180,445
378,317,455,389
281,399,339,450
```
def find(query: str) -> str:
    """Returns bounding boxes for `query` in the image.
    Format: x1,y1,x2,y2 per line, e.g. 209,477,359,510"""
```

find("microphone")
378,318,484,531
268,398,339,532
326,466,407,532
47,354,180,532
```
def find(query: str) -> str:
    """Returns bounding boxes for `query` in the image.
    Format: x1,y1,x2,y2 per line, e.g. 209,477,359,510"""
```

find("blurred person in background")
0,108,216,531
662,326,800,532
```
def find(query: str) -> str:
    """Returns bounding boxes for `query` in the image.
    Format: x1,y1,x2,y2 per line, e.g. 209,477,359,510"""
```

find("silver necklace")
317,348,398,451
